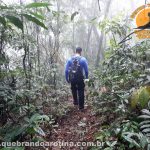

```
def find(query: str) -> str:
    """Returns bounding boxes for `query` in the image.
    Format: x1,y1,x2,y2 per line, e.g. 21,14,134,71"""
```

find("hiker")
65,47,88,111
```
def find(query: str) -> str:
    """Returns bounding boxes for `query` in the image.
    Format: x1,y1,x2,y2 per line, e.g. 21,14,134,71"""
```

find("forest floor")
45,98,111,150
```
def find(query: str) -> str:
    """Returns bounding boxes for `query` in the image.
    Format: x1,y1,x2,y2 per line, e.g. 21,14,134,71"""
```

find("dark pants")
71,80,85,109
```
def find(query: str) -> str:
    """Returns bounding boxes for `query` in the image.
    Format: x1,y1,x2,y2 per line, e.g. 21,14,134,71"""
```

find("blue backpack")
68,56,84,82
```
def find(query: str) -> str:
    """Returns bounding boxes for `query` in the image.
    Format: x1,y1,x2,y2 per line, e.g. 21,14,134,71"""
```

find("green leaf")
130,90,139,109
139,115,150,119
122,133,140,148
142,128,150,133
130,87,150,109
26,127,36,134
4,125,27,141
29,113,41,123
106,141,117,147
139,133,149,148
25,2,50,8
139,88,150,108
147,75,150,81
29,12,45,20
29,113,49,123
0,5,12,9
34,126,46,136
42,115,50,121
145,133,150,137
6,15,23,30
140,124,150,129
22,14,47,29
0,16,6,26
110,141,117,147
141,109,150,115
140,121,150,126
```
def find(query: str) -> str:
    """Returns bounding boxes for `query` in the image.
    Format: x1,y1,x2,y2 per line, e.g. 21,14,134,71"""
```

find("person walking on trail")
65,47,88,111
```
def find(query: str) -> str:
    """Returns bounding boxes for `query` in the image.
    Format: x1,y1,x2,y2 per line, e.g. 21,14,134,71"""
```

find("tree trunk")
55,0,60,62
85,25,93,57
95,0,112,67
34,0,41,76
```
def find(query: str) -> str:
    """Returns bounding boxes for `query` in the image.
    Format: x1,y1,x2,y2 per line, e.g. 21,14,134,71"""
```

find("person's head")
76,47,82,55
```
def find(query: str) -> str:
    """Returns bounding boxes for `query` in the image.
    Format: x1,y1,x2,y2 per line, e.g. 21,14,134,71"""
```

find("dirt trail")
47,99,106,150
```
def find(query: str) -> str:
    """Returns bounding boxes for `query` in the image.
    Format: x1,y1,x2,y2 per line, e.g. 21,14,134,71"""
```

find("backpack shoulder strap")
71,56,82,61
75,56,82,61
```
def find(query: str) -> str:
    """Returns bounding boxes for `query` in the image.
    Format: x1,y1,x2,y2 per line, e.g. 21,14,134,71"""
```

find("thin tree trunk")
20,0,28,87
53,0,61,88
72,20,75,51
55,0,60,62
0,29,4,82
85,25,93,57
95,0,112,67
34,0,41,76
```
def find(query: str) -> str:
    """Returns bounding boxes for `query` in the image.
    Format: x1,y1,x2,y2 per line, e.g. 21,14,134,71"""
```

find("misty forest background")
0,0,150,150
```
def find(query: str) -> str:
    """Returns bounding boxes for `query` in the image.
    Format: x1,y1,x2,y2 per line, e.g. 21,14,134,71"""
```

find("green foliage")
0,113,51,142
22,14,47,29
94,120,148,150
89,37,150,149
0,16,6,26
29,11,45,20
0,2,48,30
121,132,148,149
6,15,23,30
25,2,50,9
99,14,130,50
139,109,150,136
137,108,150,150
0,1,61,145
99,16,128,37
131,86,150,109
89,41,150,115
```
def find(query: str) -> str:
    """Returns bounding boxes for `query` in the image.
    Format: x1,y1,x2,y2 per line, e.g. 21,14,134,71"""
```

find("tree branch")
98,0,101,12
118,29,144,45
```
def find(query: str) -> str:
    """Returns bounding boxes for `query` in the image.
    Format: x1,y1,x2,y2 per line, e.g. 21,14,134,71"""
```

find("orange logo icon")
131,4,150,39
